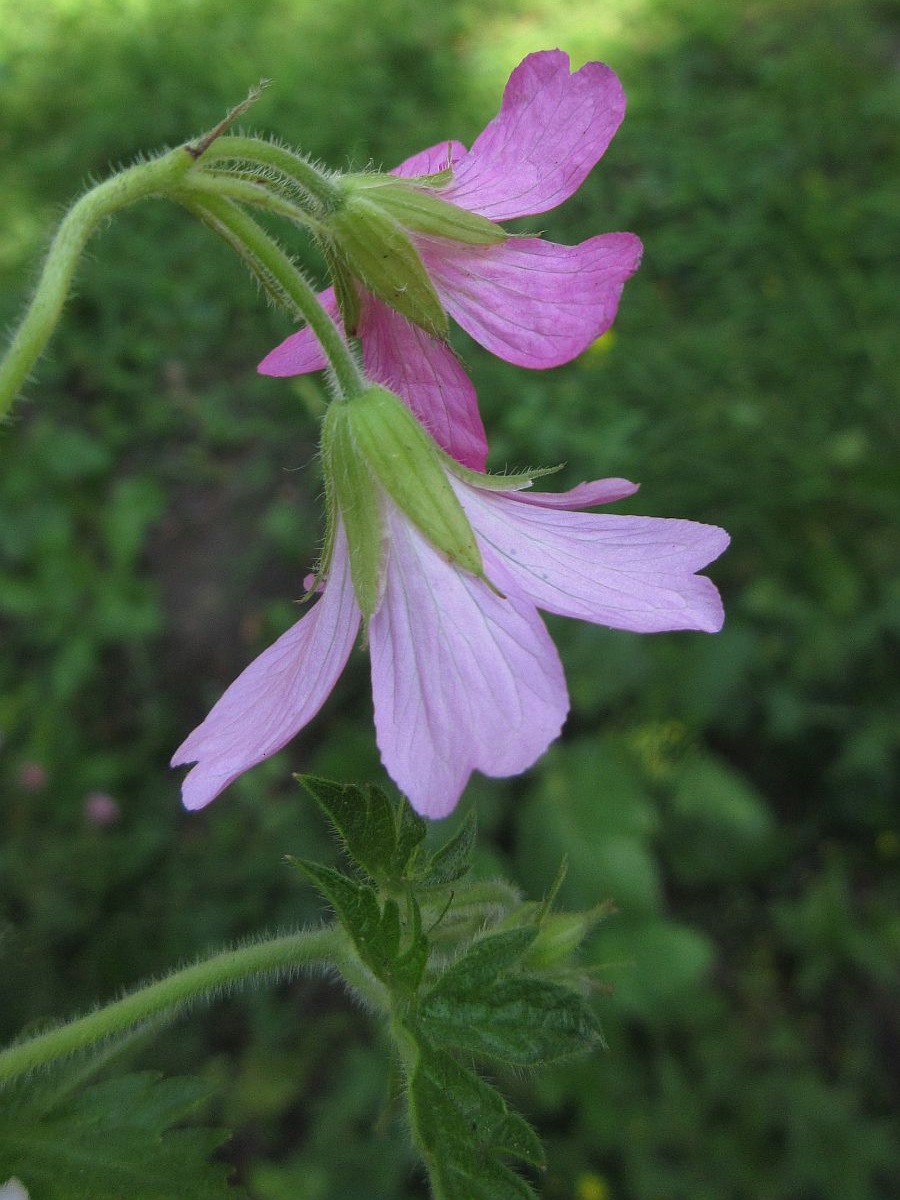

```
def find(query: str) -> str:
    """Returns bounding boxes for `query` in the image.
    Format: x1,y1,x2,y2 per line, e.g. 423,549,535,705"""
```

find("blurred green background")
1,0,897,1196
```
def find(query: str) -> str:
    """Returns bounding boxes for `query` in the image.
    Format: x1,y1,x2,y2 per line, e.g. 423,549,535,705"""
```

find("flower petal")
257,287,340,376
456,483,729,633
393,140,468,178
440,51,627,221
513,478,640,509
417,232,642,368
171,527,361,810
369,506,568,818
359,298,488,470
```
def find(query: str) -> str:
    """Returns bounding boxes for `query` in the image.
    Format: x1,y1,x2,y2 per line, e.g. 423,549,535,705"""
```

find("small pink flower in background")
17,761,47,793
172,474,727,819
83,791,121,828
259,50,642,470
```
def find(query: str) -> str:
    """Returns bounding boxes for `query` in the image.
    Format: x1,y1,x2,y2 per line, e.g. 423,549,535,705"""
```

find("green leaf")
420,974,601,1067
407,1040,543,1200
418,929,601,1065
293,859,427,992
419,810,477,887
0,1073,238,1199
429,930,538,993
297,776,427,884
292,859,383,960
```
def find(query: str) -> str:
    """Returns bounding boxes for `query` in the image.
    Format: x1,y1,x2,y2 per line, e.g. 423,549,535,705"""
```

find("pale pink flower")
172,476,727,819
258,50,642,470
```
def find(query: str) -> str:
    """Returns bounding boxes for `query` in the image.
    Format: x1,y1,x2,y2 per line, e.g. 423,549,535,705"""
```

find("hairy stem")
181,189,363,396
0,145,197,420
199,136,342,210
0,925,385,1084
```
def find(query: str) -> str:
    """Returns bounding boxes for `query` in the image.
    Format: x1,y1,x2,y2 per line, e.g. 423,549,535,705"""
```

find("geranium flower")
172,401,727,818
258,50,642,470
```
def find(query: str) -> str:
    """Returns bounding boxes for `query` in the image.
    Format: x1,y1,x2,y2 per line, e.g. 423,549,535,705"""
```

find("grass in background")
1,1,898,1196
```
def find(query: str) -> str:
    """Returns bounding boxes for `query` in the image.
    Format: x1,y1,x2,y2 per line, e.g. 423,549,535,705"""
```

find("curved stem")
0,924,384,1085
0,146,196,421
193,172,325,233
200,136,342,210
181,189,363,397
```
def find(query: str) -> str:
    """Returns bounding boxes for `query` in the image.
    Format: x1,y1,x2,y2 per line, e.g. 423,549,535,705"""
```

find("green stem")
0,924,384,1085
193,172,325,232
200,136,342,210
0,145,197,421
181,189,363,397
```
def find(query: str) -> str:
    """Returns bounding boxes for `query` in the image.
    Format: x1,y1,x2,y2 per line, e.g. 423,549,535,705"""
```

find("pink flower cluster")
173,51,729,818
259,50,642,471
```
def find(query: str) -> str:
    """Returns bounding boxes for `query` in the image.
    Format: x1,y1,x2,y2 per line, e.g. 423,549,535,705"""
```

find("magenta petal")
359,298,488,470
171,529,361,810
392,139,468,179
441,51,626,221
257,287,340,376
457,484,730,634
369,507,568,818
418,233,642,368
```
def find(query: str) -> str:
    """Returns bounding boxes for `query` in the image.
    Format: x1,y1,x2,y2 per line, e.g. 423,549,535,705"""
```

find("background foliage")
1,0,897,1196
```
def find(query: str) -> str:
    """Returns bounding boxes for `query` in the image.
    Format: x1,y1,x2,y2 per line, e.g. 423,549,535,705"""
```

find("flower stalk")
0,925,383,1085
180,189,363,396
0,145,196,420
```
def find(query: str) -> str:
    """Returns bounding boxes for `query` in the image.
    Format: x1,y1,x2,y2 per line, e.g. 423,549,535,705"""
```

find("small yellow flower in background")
584,329,617,361
575,1170,610,1200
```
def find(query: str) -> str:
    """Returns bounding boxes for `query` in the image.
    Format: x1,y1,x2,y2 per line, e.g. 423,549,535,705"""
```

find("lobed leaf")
0,1073,238,1199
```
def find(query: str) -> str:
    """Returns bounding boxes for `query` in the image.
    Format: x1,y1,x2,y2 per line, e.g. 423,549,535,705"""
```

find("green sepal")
325,195,449,338
346,386,485,581
443,455,565,494
406,164,455,188
321,241,361,335
321,400,384,619
297,776,427,885
343,175,506,245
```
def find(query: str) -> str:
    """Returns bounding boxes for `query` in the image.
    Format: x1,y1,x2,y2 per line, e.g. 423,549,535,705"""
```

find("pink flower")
258,50,643,470
172,474,727,819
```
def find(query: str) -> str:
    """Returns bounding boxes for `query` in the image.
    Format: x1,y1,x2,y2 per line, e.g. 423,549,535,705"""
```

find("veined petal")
393,139,468,179
359,298,488,470
171,527,361,810
456,482,730,634
369,505,568,818
440,51,626,221
257,287,340,376
418,233,643,368
512,478,640,509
